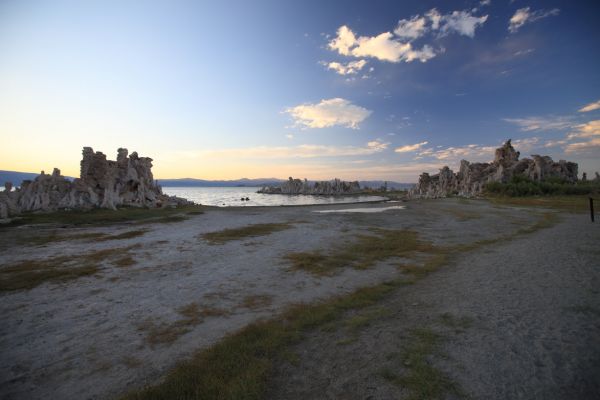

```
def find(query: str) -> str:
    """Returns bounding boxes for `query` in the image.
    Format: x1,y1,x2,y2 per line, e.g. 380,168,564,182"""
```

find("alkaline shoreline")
1,196,597,399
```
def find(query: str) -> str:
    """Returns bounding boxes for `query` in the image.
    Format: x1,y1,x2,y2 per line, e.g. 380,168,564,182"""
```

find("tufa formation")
0,147,192,221
409,140,579,198
258,177,361,195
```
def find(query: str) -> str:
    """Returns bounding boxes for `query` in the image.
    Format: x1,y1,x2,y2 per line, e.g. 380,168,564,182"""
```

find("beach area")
1,197,598,399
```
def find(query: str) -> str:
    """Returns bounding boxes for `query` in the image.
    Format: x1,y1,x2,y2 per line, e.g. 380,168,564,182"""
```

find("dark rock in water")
245,197,250,201
409,139,579,198
0,147,194,220
258,177,361,196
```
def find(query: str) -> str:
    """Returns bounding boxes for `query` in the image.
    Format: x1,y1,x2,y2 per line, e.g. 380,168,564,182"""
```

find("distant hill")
0,170,42,187
157,178,286,187
1,171,415,190
158,177,414,189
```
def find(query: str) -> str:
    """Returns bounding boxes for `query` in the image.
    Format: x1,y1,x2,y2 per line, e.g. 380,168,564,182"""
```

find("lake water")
162,187,387,207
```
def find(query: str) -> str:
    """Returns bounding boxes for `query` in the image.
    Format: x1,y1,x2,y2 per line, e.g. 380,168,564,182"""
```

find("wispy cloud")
394,141,428,153
579,100,600,113
418,143,497,162
415,137,541,165
504,116,574,131
197,141,389,160
285,98,371,129
567,120,600,139
322,59,367,75
367,139,390,151
508,7,560,33
565,138,600,154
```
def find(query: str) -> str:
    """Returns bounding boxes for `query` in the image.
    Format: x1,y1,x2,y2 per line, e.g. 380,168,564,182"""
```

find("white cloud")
323,59,368,75
480,0,491,6
327,8,488,65
285,98,371,129
349,31,436,63
439,11,488,38
285,134,294,139
508,7,560,33
395,141,429,153
504,116,574,131
579,100,600,113
394,15,428,40
328,25,357,56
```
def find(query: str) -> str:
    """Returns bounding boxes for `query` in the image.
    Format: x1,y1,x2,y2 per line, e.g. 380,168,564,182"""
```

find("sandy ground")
0,198,596,399
267,212,600,399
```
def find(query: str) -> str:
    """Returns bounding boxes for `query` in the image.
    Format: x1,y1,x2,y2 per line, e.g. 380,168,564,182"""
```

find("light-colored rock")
0,147,194,220
410,140,579,198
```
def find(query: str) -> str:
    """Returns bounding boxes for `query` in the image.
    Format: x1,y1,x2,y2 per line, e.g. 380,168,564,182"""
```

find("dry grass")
121,281,408,400
121,210,560,400
122,356,143,369
15,229,147,247
440,207,482,221
4,205,204,227
138,303,230,347
284,229,430,276
114,256,136,268
0,245,140,292
241,294,273,309
201,223,293,244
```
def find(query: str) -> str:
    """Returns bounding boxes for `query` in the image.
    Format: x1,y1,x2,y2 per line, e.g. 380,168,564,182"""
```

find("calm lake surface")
162,187,387,207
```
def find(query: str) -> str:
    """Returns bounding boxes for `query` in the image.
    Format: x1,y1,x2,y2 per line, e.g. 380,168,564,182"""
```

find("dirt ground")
0,198,597,399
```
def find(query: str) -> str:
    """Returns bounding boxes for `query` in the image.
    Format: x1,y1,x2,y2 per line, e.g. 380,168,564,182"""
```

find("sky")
0,0,599,181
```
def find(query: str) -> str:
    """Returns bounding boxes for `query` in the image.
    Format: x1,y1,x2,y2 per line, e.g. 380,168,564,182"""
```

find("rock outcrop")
0,147,192,221
258,177,361,195
410,140,579,198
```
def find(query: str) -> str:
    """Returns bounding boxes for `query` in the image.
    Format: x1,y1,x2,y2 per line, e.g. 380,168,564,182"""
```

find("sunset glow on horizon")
1,0,599,181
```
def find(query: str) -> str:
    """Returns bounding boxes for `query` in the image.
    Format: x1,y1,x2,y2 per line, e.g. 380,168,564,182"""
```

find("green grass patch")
284,229,431,276
381,328,462,400
484,175,599,197
201,223,293,244
486,195,592,213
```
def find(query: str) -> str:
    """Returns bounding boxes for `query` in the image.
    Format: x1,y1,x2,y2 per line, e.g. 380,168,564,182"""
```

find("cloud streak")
197,141,389,160
508,7,560,33
394,141,429,153
504,116,574,131
579,100,600,113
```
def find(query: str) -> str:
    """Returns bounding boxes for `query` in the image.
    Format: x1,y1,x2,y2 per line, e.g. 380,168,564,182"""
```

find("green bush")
484,175,600,197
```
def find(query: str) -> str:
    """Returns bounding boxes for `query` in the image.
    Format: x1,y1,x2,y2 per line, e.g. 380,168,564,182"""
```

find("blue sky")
0,0,598,181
